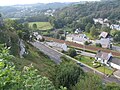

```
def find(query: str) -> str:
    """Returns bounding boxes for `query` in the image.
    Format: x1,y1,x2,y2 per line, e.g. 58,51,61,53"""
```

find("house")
95,51,120,70
93,18,104,24
33,32,39,37
95,51,112,66
66,34,89,45
99,32,109,38
95,38,112,49
110,24,120,30
33,32,43,41
74,28,82,34
46,42,68,51
102,23,110,28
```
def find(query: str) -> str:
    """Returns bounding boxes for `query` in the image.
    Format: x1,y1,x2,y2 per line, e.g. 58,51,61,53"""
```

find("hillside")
0,2,74,18
52,0,120,29
12,42,56,78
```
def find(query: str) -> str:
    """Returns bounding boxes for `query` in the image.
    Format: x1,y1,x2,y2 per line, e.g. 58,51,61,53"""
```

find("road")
112,45,120,52
30,41,62,64
76,50,95,58
30,41,120,84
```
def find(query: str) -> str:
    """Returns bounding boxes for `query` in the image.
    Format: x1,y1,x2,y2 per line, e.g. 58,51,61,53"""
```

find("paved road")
30,41,120,84
112,45,120,52
31,41,62,64
76,50,95,58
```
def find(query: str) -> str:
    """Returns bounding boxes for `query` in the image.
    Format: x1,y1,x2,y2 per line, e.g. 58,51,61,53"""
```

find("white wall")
110,62,120,70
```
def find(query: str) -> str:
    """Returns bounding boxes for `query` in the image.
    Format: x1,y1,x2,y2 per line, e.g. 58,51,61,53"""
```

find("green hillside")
12,42,56,78
52,0,120,29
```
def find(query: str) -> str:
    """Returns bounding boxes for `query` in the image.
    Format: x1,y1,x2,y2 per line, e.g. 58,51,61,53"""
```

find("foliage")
53,61,84,89
29,22,53,30
0,45,56,90
105,83,120,90
113,31,120,43
84,41,90,45
96,43,102,47
85,23,92,33
90,25,99,38
67,48,77,57
72,73,103,90
32,23,37,29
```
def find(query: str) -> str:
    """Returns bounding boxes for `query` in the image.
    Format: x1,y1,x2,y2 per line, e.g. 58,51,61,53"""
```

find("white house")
95,51,112,66
66,34,89,45
33,32,39,37
74,28,82,34
93,18,104,24
33,32,43,41
95,51,120,70
110,24,120,30
99,32,109,38
46,42,68,51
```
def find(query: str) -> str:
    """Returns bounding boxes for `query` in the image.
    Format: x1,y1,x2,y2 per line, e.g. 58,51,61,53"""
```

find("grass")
83,32,95,40
76,55,113,75
29,22,53,30
12,42,56,79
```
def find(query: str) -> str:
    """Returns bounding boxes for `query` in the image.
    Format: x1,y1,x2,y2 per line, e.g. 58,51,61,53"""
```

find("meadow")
29,22,53,30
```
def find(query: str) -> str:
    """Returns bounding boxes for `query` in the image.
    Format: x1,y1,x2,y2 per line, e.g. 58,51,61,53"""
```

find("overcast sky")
0,0,100,6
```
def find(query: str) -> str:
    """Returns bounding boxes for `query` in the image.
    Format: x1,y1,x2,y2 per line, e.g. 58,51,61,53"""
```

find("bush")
67,48,77,57
96,43,102,47
84,41,90,45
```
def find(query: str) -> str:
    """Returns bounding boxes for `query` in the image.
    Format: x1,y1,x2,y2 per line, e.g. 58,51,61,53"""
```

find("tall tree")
54,61,84,89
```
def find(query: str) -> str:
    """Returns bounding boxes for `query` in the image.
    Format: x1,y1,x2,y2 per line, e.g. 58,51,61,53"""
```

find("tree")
72,73,103,90
67,48,77,57
84,41,90,45
110,29,118,37
96,43,102,47
101,27,111,33
90,25,99,38
54,61,84,89
33,23,37,29
0,45,56,90
85,23,92,33
105,83,120,90
113,31,120,43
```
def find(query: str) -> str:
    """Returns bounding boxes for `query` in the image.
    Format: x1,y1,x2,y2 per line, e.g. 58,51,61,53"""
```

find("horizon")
0,0,100,6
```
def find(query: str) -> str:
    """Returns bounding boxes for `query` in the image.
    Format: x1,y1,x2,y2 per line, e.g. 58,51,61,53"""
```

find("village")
32,17,120,79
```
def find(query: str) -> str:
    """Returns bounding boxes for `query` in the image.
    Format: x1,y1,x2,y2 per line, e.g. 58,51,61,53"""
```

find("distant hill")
0,2,75,18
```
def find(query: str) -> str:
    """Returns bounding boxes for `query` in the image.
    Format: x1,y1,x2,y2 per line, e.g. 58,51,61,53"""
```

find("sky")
0,0,100,6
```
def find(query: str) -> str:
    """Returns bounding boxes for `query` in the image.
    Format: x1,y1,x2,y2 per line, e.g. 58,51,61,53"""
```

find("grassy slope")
29,22,53,30
12,42,56,79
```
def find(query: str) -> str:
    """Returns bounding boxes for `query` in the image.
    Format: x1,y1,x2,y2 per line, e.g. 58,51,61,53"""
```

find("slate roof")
96,38,110,48
95,51,112,61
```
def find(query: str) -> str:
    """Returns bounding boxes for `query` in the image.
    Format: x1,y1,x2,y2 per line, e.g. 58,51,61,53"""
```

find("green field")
29,22,53,30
